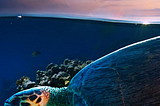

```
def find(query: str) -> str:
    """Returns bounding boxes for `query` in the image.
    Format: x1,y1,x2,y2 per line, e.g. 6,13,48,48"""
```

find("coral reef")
16,76,37,91
16,59,93,91
36,59,93,87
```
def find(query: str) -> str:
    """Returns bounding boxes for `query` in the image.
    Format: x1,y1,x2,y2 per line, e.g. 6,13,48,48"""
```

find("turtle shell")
68,36,160,106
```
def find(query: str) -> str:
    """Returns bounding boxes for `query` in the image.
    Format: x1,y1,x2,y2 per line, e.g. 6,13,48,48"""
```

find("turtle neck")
47,87,72,106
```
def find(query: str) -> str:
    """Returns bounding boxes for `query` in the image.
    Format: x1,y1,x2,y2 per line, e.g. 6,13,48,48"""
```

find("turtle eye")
22,97,28,100
29,95,37,101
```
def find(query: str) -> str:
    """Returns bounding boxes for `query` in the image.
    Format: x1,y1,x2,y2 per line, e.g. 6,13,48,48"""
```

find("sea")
0,16,160,105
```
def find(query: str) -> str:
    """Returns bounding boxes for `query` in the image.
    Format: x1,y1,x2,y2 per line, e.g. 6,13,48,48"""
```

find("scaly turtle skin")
4,36,160,106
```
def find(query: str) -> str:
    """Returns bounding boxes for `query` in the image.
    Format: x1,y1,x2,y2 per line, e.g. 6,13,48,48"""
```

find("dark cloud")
0,0,25,9
0,0,69,14
99,0,126,1
123,8,160,17
132,8,160,12
124,14,160,17
102,4,131,8
151,8,160,11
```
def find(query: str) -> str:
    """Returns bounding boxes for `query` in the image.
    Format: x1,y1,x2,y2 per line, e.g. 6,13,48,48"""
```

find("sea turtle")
4,36,160,106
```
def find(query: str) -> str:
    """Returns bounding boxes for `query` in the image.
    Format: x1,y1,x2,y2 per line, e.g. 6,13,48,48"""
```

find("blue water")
0,16,160,105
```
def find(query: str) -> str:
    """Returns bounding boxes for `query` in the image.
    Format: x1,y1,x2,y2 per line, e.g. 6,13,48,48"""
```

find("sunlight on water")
142,21,150,25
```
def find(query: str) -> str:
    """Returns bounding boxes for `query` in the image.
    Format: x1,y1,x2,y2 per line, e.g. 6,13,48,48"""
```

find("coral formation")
16,59,93,91
36,59,93,87
16,76,37,91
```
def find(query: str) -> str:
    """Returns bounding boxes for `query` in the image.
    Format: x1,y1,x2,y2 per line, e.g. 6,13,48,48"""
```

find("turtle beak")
4,95,20,106
4,99,11,106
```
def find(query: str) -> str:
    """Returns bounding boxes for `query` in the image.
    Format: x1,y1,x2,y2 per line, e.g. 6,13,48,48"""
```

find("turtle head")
4,86,51,106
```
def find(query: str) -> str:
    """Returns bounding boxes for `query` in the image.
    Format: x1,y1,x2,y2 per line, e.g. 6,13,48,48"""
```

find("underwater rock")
63,58,71,65
36,59,93,87
37,59,92,87
16,76,37,91
17,59,93,91
46,63,54,70
50,71,70,87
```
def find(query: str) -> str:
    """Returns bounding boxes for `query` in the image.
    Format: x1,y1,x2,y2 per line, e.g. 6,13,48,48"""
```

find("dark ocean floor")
1,16,160,105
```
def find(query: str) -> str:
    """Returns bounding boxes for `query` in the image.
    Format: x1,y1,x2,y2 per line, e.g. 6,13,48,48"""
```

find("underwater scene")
1,16,160,106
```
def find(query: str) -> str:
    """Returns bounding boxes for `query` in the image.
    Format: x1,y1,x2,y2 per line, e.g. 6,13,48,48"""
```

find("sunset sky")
0,0,160,23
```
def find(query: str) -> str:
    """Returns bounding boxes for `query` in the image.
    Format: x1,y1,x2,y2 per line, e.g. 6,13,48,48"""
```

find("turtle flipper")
4,86,51,106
